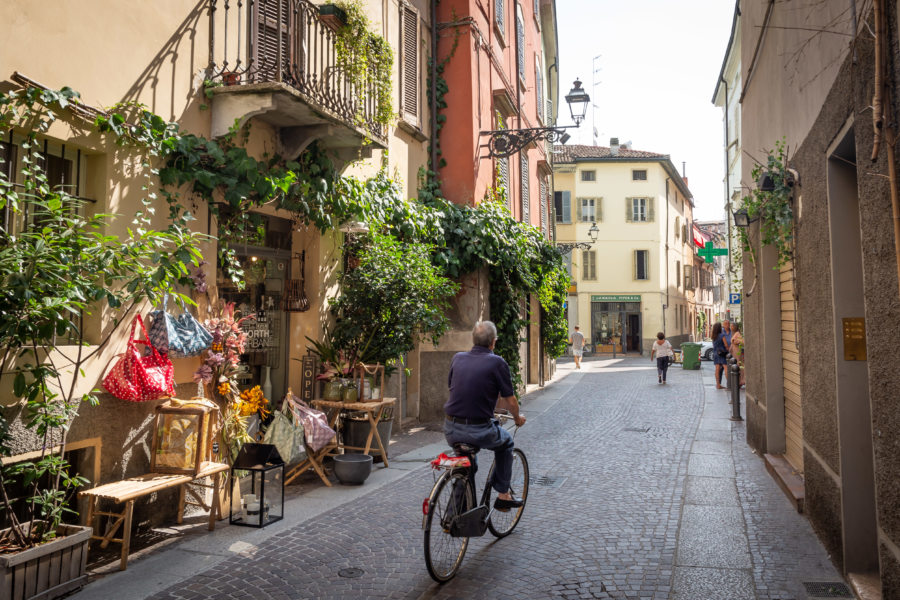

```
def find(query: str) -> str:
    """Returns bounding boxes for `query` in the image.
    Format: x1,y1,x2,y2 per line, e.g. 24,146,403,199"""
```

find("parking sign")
729,293,741,305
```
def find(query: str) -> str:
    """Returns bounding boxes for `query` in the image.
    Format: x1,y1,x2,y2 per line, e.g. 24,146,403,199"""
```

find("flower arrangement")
193,302,259,460
237,385,270,418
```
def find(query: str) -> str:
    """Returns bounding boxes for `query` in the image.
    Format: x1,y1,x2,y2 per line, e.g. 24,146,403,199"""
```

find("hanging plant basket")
283,251,310,312
318,4,348,32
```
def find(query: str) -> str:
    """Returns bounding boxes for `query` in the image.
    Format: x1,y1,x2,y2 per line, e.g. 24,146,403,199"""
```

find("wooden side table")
312,398,396,467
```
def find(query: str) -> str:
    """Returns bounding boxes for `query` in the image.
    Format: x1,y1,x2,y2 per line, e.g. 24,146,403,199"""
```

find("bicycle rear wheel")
424,471,474,582
487,448,529,538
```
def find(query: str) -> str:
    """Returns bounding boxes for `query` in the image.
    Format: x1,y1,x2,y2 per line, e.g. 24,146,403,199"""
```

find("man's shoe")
494,496,524,512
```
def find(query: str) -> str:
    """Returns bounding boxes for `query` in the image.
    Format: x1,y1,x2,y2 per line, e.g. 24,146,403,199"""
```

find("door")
780,260,803,472
626,313,641,353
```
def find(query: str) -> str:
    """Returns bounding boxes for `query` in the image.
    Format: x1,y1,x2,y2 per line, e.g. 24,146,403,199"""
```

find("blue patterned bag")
148,294,213,358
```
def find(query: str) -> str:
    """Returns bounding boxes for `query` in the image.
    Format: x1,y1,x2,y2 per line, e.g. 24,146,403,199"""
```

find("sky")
554,0,737,221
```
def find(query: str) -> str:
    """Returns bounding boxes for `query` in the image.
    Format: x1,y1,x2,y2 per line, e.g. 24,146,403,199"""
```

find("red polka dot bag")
103,314,176,402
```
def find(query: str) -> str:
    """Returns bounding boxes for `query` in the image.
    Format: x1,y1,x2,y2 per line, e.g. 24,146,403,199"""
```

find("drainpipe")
722,76,734,307
430,0,438,176
664,178,670,333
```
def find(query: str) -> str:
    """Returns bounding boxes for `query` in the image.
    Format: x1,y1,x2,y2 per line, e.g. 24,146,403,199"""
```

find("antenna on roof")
682,162,686,177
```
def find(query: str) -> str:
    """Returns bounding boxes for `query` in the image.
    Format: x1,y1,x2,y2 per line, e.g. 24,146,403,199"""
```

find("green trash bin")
681,342,701,370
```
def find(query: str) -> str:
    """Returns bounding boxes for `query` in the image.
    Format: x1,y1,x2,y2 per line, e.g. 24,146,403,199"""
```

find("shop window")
581,170,596,182
582,250,596,280
634,249,649,280
554,191,571,223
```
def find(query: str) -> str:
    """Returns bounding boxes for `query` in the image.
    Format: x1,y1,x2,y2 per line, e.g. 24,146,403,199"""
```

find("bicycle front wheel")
487,448,529,538
424,471,474,582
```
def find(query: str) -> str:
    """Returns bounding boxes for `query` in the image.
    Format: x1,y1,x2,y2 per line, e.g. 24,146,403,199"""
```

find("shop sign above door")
590,294,641,302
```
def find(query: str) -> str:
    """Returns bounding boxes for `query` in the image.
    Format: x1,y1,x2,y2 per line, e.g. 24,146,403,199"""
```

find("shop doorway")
217,214,293,407
626,313,641,353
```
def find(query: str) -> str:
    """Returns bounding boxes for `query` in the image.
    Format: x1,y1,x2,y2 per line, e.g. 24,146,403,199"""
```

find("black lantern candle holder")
229,443,285,528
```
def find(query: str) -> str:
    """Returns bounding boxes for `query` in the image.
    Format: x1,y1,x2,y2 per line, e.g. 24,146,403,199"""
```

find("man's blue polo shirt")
444,345,516,420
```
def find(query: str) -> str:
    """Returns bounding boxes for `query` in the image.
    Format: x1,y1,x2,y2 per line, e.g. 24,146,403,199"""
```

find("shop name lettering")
242,322,274,351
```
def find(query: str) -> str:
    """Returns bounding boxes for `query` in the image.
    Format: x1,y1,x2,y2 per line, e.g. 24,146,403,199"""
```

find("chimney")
683,176,689,187
610,137,620,156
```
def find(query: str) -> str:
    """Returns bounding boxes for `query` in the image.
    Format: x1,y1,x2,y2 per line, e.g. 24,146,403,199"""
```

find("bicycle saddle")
452,442,479,455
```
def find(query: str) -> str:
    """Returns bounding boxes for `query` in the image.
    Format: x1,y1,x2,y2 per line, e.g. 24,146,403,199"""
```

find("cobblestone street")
75,358,843,600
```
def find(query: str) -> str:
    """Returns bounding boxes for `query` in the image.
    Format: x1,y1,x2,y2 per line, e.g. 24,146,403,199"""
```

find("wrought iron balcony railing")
208,0,386,143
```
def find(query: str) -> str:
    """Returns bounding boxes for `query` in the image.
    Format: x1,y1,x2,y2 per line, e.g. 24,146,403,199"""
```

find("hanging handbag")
285,393,336,452
103,314,176,402
148,294,213,357
262,400,307,465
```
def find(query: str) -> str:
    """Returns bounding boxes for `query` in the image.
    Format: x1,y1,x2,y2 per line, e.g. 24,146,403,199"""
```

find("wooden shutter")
590,251,596,279
562,191,571,223
498,156,509,198
647,198,655,222
252,0,291,82
495,0,504,31
625,198,633,222
400,6,418,121
597,197,602,222
536,62,544,122
575,196,582,222
521,154,530,222
540,179,548,232
516,8,525,81
632,250,638,280
582,249,590,280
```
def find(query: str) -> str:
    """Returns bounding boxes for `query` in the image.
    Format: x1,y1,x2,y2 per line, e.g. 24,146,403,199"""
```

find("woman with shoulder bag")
650,331,674,384
712,321,729,389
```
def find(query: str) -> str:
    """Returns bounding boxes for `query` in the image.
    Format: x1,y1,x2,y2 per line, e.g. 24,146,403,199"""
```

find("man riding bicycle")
444,321,527,511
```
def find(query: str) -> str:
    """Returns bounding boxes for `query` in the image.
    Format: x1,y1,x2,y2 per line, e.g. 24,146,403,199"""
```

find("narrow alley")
73,359,842,600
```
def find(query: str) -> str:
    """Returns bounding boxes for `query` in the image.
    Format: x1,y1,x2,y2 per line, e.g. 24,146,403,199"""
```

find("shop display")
147,293,213,357
150,399,218,475
103,314,175,402
230,443,285,528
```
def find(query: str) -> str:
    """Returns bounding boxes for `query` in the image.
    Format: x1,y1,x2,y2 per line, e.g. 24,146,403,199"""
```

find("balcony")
207,0,388,156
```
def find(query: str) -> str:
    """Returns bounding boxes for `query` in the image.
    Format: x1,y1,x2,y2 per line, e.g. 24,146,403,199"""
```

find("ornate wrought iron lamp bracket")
555,241,593,255
480,126,575,159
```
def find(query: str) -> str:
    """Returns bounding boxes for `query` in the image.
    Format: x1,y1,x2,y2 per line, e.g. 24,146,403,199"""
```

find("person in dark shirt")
444,321,527,510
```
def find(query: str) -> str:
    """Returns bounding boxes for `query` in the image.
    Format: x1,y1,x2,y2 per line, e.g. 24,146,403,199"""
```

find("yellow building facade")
553,142,696,355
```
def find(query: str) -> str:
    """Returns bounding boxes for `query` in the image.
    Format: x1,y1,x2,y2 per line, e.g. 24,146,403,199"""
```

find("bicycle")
422,412,530,582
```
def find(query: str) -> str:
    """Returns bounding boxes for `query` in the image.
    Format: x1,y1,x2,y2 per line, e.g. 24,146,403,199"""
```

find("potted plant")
0,86,205,598
317,3,348,32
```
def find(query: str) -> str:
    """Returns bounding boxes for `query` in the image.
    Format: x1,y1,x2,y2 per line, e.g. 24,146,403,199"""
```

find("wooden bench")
79,461,229,571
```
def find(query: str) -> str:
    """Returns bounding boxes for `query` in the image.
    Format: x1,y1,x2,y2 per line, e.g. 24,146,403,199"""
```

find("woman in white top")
649,331,674,384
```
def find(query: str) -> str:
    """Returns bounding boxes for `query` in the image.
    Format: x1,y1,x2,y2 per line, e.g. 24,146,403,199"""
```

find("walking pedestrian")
712,321,728,389
569,326,585,369
729,322,744,387
649,331,674,384
722,320,733,387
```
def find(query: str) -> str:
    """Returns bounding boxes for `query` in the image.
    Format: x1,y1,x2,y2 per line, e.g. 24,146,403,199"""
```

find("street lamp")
481,79,591,159
731,207,758,229
556,221,599,255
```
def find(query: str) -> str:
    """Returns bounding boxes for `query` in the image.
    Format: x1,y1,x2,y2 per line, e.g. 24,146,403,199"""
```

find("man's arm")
497,395,526,426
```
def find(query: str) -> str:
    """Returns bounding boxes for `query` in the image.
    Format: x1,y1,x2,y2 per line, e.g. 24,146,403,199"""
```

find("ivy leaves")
743,138,795,268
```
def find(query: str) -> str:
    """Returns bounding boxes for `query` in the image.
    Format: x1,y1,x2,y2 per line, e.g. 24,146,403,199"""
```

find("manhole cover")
802,581,853,598
338,568,364,578
623,427,650,433
529,475,567,489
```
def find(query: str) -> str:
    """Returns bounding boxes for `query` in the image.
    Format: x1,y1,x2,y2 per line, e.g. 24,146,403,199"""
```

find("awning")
693,225,710,248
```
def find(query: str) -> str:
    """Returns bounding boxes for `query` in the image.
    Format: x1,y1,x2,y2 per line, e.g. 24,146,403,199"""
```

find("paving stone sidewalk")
71,358,845,600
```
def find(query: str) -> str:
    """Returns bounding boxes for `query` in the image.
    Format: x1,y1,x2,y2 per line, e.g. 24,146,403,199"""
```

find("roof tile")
552,144,668,162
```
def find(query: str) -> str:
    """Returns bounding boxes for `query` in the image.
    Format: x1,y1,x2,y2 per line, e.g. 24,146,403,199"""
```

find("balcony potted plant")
317,3,348,33
0,86,205,598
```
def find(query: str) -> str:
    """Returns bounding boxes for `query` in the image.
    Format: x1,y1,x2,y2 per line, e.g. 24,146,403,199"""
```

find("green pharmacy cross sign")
698,241,728,263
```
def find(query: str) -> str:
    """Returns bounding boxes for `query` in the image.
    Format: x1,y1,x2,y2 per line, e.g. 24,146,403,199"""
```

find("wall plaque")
841,317,866,361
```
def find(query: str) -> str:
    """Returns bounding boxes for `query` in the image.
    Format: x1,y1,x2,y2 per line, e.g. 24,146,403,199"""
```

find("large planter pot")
342,412,393,460
0,523,92,600
332,454,373,485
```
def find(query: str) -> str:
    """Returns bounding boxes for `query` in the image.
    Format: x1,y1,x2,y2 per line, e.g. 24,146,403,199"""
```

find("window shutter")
575,195,582,222
562,191,571,222
253,0,291,82
536,63,544,122
583,249,590,280
632,250,638,280
547,98,553,123
496,0,504,31
648,198,655,222
625,198,633,223
400,6,418,120
597,197,602,222
540,178,548,232
590,251,596,279
516,8,525,81
498,156,509,198
643,251,649,279
520,154,530,222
